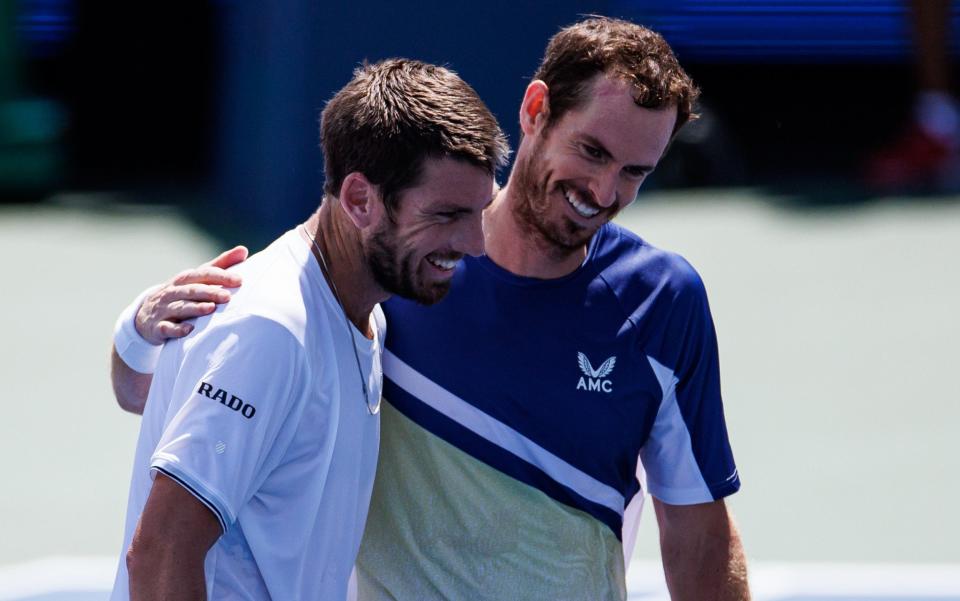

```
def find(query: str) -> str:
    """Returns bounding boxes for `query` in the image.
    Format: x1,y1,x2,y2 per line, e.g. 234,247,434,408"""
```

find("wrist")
114,286,162,374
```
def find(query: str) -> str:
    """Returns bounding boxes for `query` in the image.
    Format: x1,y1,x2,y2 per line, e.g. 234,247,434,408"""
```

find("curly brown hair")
321,59,510,213
533,16,699,135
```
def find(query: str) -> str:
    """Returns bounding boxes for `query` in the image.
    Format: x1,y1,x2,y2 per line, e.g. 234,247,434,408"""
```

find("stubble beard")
365,221,450,306
510,139,597,260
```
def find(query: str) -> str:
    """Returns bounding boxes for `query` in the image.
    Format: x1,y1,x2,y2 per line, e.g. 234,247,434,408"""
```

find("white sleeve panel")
149,315,310,532
640,356,714,505
620,459,647,567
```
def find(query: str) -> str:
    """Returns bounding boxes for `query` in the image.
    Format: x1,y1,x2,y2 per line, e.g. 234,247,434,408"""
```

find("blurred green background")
2,189,957,569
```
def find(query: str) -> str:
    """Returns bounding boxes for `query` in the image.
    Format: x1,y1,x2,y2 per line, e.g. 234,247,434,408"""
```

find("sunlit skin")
363,157,496,305
303,155,496,337
485,75,678,279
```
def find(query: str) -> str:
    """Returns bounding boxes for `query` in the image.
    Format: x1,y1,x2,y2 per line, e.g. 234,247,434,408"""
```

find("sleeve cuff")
648,468,741,505
151,459,235,535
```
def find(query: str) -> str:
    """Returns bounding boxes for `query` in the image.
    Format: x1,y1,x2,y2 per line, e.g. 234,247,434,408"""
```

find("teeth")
564,187,600,218
427,256,459,270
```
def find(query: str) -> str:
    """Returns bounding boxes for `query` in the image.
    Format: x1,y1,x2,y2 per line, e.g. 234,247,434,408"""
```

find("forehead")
553,76,677,165
401,156,495,211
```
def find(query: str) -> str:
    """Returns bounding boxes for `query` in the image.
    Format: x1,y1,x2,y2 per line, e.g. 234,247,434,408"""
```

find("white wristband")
113,286,162,374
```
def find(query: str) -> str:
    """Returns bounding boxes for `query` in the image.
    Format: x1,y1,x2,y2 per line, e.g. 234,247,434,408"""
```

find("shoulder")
206,232,317,344
594,223,707,306
184,313,307,369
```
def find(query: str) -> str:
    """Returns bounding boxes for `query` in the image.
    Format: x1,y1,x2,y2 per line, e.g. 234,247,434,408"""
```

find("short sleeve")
150,315,309,533
640,266,740,505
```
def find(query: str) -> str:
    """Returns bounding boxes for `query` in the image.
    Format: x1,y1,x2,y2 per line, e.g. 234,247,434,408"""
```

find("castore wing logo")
576,352,616,393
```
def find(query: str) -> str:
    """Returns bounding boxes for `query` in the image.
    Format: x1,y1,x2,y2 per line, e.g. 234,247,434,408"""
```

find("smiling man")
354,19,748,601
111,17,748,601
108,59,507,601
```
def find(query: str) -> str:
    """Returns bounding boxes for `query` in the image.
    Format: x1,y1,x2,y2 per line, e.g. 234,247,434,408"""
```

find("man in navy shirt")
113,17,749,601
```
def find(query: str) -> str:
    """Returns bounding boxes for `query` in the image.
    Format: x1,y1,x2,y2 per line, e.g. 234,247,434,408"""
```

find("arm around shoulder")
111,345,153,415
109,246,248,414
654,497,750,601
111,287,163,414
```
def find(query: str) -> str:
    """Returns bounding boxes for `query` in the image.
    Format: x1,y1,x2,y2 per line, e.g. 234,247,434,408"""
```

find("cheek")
622,180,644,204
550,153,586,180
389,219,437,250
405,223,452,257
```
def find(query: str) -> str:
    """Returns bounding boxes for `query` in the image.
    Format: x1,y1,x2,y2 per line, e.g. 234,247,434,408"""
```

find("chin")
395,267,452,305
531,213,593,253
409,281,451,306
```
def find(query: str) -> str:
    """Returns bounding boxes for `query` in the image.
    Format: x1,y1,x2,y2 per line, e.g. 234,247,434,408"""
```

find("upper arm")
149,316,309,531
131,471,223,554
126,472,222,598
111,345,153,415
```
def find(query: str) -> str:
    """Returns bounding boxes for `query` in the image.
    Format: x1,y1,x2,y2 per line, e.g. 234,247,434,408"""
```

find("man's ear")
519,80,550,136
337,172,380,229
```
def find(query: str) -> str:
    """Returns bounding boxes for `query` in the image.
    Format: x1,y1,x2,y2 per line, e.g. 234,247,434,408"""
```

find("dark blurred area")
2,0,959,247
2,0,216,194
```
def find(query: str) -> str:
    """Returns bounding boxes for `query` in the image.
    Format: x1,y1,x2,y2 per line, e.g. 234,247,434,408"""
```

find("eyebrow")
581,134,655,173
432,203,479,215
432,190,497,215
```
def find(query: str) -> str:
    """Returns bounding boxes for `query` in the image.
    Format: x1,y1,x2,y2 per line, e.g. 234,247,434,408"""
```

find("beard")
364,221,452,306
510,137,605,259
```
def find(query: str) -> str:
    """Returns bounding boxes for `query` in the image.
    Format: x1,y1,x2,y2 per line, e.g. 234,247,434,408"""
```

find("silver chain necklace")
301,225,380,415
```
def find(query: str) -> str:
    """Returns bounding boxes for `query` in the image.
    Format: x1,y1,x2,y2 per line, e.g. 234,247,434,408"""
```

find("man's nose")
589,168,619,208
458,213,485,257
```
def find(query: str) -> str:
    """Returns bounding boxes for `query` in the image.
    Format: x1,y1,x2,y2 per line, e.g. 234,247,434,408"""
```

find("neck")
483,181,588,279
303,202,386,338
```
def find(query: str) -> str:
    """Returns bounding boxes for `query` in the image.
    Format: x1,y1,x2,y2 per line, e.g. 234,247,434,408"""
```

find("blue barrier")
612,0,960,62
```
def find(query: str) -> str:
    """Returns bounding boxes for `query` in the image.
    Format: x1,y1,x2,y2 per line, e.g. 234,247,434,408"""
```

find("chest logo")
576,352,616,393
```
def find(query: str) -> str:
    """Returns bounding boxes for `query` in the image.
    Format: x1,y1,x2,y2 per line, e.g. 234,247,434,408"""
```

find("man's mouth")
426,253,462,272
561,184,601,219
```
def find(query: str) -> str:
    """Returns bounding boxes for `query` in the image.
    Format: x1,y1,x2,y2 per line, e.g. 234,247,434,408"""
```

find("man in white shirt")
110,58,508,601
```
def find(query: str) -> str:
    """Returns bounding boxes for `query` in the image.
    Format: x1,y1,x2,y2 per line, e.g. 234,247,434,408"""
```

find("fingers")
156,320,196,340
133,247,248,344
162,284,232,305
137,299,218,343
164,300,218,320
137,287,226,344
205,246,249,270
169,246,248,288
172,266,243,288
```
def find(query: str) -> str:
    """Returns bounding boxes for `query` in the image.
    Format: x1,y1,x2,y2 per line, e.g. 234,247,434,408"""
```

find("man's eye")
583,145,602,159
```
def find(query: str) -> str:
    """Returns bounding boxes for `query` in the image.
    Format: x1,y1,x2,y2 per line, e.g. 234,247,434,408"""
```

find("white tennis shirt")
111,229,384,600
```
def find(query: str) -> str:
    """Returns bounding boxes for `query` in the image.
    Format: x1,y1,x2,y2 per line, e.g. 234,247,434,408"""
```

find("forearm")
111,285,164,414
127,544,207,601
660,520,749,600
655,499,750,601
110,346,152,415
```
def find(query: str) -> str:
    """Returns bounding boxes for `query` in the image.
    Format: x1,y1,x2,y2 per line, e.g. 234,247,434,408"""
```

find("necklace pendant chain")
301,225,381,415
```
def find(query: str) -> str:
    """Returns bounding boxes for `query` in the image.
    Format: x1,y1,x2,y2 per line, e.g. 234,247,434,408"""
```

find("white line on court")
1,557,958,600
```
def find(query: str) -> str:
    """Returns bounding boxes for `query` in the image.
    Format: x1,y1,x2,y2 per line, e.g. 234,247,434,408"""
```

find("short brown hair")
533,16,699,135
321,59,509,212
